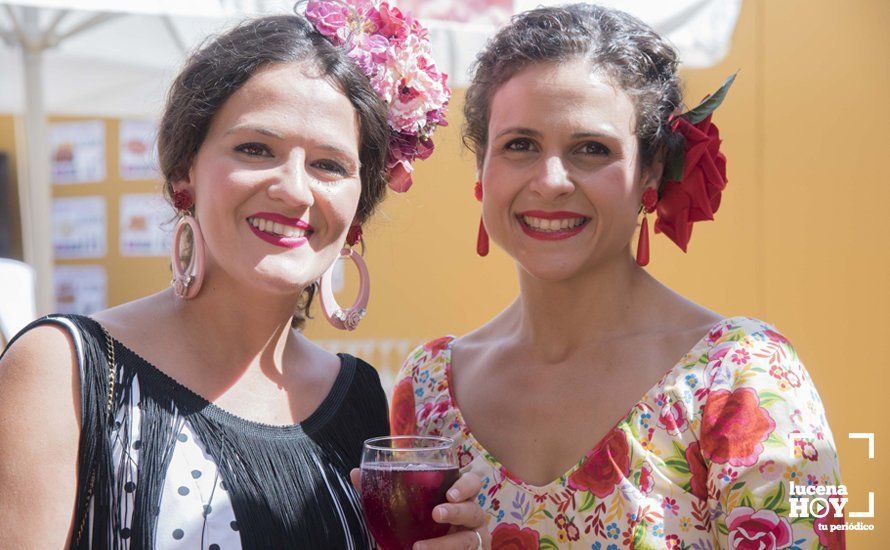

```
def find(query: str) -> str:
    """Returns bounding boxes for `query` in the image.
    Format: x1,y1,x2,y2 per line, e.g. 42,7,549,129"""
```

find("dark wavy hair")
463,3,684,174
157,14,389,328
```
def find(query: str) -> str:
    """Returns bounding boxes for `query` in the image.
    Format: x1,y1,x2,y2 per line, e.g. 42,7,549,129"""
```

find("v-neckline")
441,316,738,492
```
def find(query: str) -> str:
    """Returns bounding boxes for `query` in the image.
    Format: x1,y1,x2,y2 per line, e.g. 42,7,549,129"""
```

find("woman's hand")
350,469,491,549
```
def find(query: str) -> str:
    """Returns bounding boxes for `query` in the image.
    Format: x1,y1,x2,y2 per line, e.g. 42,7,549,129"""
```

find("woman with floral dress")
390,4,844,549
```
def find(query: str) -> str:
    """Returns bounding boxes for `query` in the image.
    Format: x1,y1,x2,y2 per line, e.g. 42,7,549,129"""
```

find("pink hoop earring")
318,245,371,331
171,214,206,299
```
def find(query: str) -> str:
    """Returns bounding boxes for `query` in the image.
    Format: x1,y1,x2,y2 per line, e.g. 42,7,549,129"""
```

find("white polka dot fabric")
112,376,241,549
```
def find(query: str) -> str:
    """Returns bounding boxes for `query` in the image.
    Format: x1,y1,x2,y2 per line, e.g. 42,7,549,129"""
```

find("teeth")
248,217,307,239
521,216,587,232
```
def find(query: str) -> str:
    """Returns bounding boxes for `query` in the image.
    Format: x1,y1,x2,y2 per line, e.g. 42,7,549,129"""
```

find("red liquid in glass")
361,462,459,550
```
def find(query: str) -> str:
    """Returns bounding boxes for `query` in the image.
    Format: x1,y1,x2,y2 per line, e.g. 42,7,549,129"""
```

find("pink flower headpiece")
306,0,451,192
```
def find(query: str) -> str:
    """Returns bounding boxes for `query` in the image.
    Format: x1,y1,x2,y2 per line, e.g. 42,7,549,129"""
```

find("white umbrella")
0,0,741,314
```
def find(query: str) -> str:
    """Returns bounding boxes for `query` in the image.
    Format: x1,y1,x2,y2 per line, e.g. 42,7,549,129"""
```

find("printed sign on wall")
119,119,159,180
120,193,172,257
50,120,106,184
52,196,107,259
54,265,107,315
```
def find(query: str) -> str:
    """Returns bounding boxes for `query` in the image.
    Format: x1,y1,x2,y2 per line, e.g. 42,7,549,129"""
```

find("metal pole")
19,6,53,314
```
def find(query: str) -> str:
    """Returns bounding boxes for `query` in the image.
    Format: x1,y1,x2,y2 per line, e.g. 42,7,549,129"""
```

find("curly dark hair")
463,3,684,174
157,14,390,328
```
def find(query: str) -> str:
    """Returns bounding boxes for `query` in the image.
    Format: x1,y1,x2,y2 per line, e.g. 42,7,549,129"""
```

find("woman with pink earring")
392,4,843,549
0,5,490,549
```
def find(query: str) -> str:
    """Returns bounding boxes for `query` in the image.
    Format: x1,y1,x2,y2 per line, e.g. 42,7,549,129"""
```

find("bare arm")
0,324,82,547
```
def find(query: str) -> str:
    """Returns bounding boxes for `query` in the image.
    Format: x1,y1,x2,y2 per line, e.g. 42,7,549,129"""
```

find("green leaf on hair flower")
682,72,738,125
539,536,560,549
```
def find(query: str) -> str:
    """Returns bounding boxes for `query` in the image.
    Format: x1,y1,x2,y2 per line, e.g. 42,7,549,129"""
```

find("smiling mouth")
518,214,591,233
247,216,312,239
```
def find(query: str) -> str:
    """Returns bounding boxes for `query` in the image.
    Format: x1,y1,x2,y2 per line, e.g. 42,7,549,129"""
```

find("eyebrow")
224,124,285,139
493,127,617,140
225,124,359,161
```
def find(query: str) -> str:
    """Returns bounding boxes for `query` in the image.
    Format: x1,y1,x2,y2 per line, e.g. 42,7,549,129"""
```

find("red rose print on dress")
389,377,416,436
763,329,790,345
657,401,689,434
726,507,793,549
701,387,776,467
639,463,654,495
417,395,450,426
685,441,709,500
423,336,452,355
566,428,630,498
491,523,540,549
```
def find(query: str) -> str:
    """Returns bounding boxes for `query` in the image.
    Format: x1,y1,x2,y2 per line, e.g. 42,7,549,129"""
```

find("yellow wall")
1,0,886,545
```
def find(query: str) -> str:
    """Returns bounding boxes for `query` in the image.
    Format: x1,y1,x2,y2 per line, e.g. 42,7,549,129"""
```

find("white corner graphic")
849,492,875,518
849,433,875,459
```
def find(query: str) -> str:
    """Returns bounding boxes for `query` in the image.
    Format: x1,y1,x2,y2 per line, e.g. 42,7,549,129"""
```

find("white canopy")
0,0,742,313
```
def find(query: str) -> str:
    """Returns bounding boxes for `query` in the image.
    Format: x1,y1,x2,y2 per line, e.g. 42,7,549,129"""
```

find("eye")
504,138,536,152
312,159,349,176
235,142,272,157
577,141,611,156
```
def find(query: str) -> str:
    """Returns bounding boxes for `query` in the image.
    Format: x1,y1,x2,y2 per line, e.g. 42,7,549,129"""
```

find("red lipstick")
247,212,313,249
516,210,591,241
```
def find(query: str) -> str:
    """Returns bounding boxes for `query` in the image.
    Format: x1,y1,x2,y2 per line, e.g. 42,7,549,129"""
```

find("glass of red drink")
360,435,459,550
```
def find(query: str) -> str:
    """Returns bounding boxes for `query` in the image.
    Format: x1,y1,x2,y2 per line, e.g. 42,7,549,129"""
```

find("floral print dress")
390,317,844,549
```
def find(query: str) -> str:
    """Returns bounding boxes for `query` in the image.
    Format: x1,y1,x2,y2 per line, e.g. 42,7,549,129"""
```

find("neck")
507,249,656,363
169,265,305,379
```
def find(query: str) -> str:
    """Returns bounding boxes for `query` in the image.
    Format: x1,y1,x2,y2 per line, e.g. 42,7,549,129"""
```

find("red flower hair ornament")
655,73,737,252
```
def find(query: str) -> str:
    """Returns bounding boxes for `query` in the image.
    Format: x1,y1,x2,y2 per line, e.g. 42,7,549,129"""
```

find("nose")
528,155,574,200
266,154,315,208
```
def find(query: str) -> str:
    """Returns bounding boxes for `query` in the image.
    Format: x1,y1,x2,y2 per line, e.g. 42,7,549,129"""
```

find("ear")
640,152,666,191
171,164,194,194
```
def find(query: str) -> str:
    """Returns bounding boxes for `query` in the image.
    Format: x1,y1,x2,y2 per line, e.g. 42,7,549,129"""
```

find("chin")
250,264,318,295
515,254,591,283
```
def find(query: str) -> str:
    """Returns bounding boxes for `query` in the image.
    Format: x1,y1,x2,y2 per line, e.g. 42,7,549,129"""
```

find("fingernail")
435,506,448,522
447,488,459,500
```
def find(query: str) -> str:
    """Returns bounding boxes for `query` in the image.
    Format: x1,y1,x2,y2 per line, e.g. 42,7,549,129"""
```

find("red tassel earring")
477,218,489,257
636,187,658,266
474,181,489,257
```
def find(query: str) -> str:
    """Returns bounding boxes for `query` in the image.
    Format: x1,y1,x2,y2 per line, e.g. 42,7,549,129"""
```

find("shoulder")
0,315,87,430
349,355,385,393
90,293,170,343
693,317,837,460
1,315,86,391
702,316,805,389
339,354,389,428
0,317,83,543
390,336,455,436
395,335,455,386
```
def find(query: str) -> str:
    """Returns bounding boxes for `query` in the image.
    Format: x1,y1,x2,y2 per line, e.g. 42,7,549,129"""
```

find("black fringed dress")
6,314,389,549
